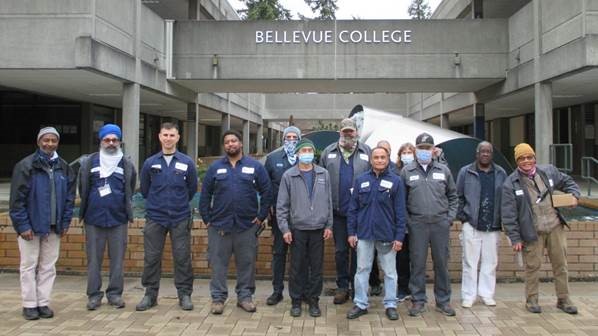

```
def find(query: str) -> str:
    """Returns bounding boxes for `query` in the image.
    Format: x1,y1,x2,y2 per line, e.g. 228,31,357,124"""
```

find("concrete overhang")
171,19,509,93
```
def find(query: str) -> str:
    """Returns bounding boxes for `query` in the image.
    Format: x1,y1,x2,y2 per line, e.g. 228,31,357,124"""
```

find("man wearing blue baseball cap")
79,124,137,311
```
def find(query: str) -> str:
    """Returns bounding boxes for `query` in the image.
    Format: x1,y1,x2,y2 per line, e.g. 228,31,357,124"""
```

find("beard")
225,146,241,157
101,145,119,155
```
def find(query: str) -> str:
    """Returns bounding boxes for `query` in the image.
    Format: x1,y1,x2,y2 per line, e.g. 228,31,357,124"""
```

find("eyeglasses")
102,138,120,144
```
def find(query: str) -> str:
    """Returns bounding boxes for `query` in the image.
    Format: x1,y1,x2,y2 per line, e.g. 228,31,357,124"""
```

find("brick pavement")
1,274,598,335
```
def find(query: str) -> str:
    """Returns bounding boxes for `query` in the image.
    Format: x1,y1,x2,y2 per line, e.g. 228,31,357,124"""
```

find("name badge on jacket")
242,166,255,174
359,153,369,161
409,175,419,181
175,162,188,172
432,173,445,180
380,180,393,189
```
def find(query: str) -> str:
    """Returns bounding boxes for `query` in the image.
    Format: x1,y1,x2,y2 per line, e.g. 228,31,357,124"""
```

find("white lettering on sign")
256,29,413,45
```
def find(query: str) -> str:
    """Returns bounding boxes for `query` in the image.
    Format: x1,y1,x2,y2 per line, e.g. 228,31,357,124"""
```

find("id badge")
98,184,112,197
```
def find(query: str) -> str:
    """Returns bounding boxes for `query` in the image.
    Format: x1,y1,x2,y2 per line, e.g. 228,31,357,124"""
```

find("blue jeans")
354,240,397,309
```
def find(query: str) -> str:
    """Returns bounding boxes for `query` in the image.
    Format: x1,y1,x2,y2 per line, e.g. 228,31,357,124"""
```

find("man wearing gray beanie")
10,127,76,320
264,125,301,305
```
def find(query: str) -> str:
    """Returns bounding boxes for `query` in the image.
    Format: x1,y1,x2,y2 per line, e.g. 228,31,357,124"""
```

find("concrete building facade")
1,0,598,177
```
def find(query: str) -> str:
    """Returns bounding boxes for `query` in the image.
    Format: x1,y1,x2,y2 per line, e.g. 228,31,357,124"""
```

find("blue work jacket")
347,168,407,242
140,151,198,227
264,149,296,204
199,155,272,233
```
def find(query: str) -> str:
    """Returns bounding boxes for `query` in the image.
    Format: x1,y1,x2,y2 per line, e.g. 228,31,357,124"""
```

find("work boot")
435,303,456,316
408,301,426,317
346,305,368,319
37,306,54,319
22,307,39,320
108,296,125,309
525,298,542,314
556,298,578,314
237,300,257,313
333,288,349,304
385,307,399,320
266,292,283,306
179,295,194,311
86,296,102,311
135,295,157,311
308,298,322,317
290,300,302,317
211,301,224,315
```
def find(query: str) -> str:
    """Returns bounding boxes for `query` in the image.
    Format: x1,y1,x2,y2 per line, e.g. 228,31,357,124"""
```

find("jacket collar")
367,166,391,178
159,150,185,161
330,141,368,153
219,154,247,165
466,161,496,175
288,164,325,176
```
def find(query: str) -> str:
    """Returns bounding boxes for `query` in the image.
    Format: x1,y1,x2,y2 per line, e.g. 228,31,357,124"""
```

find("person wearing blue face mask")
277,138,333,318
264,126,301,306
400,133,458,317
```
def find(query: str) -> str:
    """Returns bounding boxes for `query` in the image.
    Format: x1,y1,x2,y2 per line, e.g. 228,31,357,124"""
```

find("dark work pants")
409,220,451,305
289,229,324,302
208,224,258,303
85,223,127,300
396,233,411,295
141,219,193,298
333,214,356,290
270,213,288,295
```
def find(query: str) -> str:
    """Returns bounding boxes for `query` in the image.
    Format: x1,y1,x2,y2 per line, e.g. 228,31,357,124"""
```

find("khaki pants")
17,233,61,308
522,225,569,301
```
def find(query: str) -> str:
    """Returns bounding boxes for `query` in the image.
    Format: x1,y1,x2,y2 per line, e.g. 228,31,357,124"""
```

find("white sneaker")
461,300,474,308
481,297,496,306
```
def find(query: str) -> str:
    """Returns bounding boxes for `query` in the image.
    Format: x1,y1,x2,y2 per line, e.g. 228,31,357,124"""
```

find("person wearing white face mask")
400,133,458,317
277,138,333,318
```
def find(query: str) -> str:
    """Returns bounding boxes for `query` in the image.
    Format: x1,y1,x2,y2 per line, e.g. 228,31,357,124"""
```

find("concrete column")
122,83,140,169
185,103,198,164
220,113,230,155
257,123,264,155
81,103,94,154
440,114,450,129
534,82,553,164
266,127,274,152
243,120,250,155
472,0,483,18
473,103,485,140
188,0,199,20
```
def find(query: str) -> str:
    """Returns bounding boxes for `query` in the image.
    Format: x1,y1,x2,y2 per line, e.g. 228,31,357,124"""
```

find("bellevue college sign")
255,29,412,44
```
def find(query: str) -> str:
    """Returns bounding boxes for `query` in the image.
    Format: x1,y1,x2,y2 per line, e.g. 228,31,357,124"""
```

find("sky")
229,0,442,20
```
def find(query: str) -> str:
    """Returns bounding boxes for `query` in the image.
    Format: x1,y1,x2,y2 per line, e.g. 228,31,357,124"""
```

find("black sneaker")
435,303,456,316
22,307,39,320
266,292,283,306
290,301,302,317
346,305,368,319
308,299,321,317
385,307,399,320
37,306,54,318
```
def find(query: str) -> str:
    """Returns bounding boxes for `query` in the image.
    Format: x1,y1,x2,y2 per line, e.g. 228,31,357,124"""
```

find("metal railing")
581,156,598,196
549,144,573,173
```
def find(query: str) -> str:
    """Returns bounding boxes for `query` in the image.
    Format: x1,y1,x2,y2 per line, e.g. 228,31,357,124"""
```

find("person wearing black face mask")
277,138,333,318
400,133,458,317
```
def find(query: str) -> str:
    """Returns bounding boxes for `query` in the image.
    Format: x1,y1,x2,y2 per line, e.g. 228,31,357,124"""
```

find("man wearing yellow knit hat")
501,143,580,314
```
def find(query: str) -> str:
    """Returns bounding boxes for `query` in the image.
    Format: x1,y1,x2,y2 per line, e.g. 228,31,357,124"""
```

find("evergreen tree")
408,0,431,19
304,0,338,20
239,0,292,20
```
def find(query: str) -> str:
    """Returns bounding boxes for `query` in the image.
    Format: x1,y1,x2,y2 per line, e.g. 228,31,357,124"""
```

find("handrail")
581,156,598,196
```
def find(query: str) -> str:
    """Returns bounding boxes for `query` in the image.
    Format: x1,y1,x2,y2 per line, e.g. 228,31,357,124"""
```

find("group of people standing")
10,118,580,321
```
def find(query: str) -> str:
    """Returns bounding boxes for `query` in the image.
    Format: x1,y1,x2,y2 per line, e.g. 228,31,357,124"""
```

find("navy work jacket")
140,151,198,227
199,155,272,233
347,168,407,242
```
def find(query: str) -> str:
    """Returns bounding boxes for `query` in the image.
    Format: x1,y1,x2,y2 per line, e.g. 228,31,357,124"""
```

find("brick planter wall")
1,216,597,281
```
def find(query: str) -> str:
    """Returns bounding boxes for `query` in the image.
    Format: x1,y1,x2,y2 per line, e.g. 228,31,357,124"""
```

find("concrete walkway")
1,273,598,335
